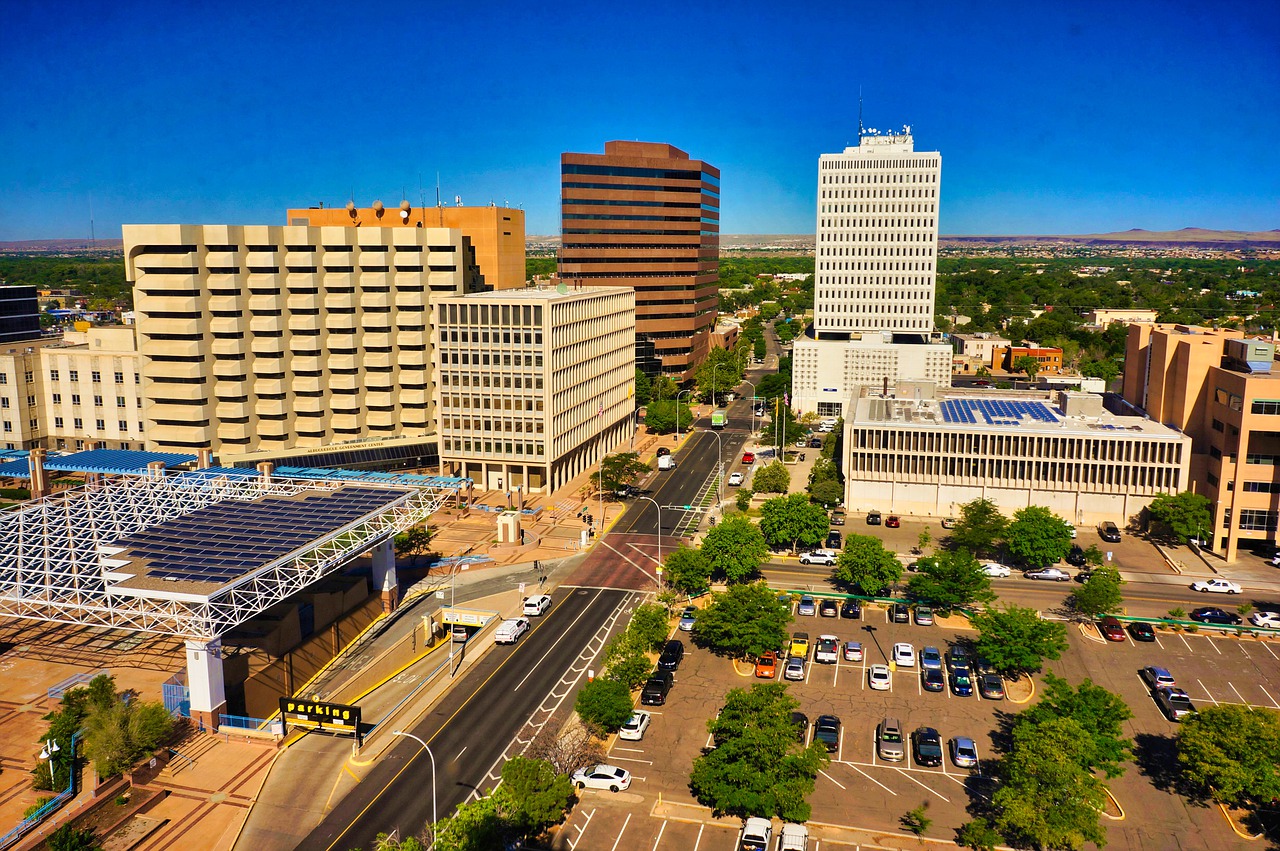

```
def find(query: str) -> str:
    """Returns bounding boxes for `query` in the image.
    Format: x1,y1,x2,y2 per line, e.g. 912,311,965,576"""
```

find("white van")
494,618,530,645
657,454,676,471
523,594,552,616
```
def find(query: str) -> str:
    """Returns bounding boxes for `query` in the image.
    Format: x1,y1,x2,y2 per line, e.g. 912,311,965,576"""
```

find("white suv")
799,549,838,566
522,594,552,616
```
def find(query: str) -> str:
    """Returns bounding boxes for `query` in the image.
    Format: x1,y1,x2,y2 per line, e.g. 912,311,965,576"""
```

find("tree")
633,368,652,407
663,545,711,594
1013,354,1041,381
956,818,1000,850
700,516,770,583
371,832,428,851
1004,505,1072,567
643,399,692,434
901,801,932,836
1071,565,1124,619
1146,491,1213,543
751,462,791,495
1018,673,1133,778
753,337,767,361
759,493,829,552
692,581,793,659
735,488,753,512
573,678,634,733
628,602,671,651
1080,358,1120,383
1177,704,1280,806
394,525,434,568
916,527,932,554
591,452,650,494
495,757,574,839
523,723,605,777
831,534,902,596
697,347,743,404
949,498,1007,557
906,549,994,612
78,680,173,780
47,826,102,851
992,717,1108,851
971,604,1068,677
690,683,827,821
431,797,508,851
808,479,843,507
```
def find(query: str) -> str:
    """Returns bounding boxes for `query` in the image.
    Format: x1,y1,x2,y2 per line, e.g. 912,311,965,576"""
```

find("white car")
494,617,530,644
1251,611,1280,628
1192,578,1242,594
727,472,745,487
522,594,552,616
799,549,838,566
869,663,892,690
784,657,806,681
618,710,651,741
982,563,1011,578
892,642,916,667
571,764,632,792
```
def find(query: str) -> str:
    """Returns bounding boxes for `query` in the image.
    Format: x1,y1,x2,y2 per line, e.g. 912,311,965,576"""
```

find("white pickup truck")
738,817,772,851
494,618,530,645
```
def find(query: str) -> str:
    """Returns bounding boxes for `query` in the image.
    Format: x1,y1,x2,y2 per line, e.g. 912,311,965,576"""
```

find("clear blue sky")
2,0,1276,241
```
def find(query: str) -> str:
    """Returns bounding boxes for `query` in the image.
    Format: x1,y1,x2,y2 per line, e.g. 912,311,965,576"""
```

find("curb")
1005,675,1036,705
1102,786,1126,821
1218,800,1264,840
1078,622,1108,644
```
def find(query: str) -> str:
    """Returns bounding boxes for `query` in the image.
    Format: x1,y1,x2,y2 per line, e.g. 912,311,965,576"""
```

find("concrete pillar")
185,639,226,732
197,448,214,469
146,460,165,480
28,448,48,498
257,462,274,485
372,539,398,613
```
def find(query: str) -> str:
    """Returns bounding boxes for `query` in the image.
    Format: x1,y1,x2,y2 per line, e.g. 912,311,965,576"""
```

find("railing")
0,730,81,849
218,713,271,731
47,670,109,701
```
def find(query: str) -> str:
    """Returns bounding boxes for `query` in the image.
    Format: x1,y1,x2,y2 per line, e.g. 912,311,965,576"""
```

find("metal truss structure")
0,471,457,638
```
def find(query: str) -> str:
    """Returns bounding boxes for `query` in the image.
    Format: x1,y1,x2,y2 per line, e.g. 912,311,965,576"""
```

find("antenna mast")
858,87,865,138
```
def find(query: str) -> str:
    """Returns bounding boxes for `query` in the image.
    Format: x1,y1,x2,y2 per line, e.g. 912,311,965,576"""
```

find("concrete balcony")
250,336,285,356
254,399,288,418
291,376,324,395
252,376,288,395
208,295,245,313
138,317,202,337
151,422,215,445
139,338,204,360
215,400,252,420
249,315,285,335
210,337,248,358
324,292,356,310
138,294,202,314
148,382,209,402
293,396,327,414
329,374,360,392
330,413,362,431
146,402,210,422
214,378,249,397
248,293,285,313
366,409,397,429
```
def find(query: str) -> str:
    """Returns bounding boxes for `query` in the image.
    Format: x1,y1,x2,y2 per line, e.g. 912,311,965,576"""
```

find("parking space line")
609,813,632,851
894,766,951,802
614,746,645,753
1207,636,1223,655
844,761,898,795
1229,682,1250,705
650,819,666,851
567,808,595,850
1153,631,1165,649
1258,640,1280,660
837,728,844,763
1239,644,1252,660
819,767,847,790
1260,683,1280,709
1179,632,1194,653
692,823,704,851
1198,679,1219,705
610,756,653,764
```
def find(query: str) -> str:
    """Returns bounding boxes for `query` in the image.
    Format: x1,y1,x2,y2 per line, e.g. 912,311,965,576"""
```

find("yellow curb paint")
1219,801,1264,840
343,763,363,783
1078,622,1108,644
731,659,755,677
1005,675,1037,705
1102,786,1125,821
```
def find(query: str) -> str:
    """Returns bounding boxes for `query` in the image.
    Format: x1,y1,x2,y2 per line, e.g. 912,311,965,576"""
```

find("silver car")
877,717,905,761
950,736,979,768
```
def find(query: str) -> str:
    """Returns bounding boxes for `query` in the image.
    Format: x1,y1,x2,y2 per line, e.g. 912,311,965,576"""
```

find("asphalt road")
297,586,632,851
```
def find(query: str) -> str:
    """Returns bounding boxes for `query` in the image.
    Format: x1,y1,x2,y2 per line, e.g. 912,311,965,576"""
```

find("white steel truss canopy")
0,471,458,639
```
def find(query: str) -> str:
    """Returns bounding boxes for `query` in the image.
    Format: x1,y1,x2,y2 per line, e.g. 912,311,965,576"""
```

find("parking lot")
554,599,1279,850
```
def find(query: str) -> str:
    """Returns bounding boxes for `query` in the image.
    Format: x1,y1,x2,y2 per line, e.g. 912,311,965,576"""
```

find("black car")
809,437,824,449
1128,622,1156,642
657,640,684,672
840,599,861,619
950,667,974,697
1190,607,1241,626
866,511,882,525
922,668,945,692
640,671,674,705
656,447,671,457
890,603,911,623
947,644,971,671
1099,521,1122,543
790,711,810,743
911,726,944,766
826,530,843,550
1065,545,1086,567
819,598,839,618
615,484,641,498
813,714,841,753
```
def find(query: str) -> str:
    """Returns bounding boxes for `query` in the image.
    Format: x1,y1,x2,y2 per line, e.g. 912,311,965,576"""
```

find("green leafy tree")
633,368,652,407
1080,358,1120,383
431,797,508,851
47,826,102,851
371,831,428,850
1082,544,1105,566
495,757,574,838
1177,704,1280,806
992,717,1108,851
574,678,634,733
591,452,651,495
700,516,770,583
643,400,692,434
832,534,902,596
759,493,829,552
696,347,743,404
1004,505,1072,567
916,527,931,554
663,545,712,595
629,602,671,651
906,549,994,612
652,375,678,403
949,498,1007,557
1018,673,1133,778
1071,566,1124,619
603,649,654,690
901,801,932,836
1145,491,1213,543
690,683,827,821
1013,354,1041,381
956,818,1000,850
751,462,791,495
971,604,1068,677
692,581,793,659
394,525,434,568
808,479,843,507
83,696,174,779
735,488,753,512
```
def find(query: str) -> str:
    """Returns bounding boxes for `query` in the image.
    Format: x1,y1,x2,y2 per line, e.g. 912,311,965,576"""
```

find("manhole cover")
576,590,590,596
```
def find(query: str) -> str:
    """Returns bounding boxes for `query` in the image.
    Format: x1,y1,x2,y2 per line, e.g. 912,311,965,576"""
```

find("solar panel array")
114,487,405,584
940,399,1060,426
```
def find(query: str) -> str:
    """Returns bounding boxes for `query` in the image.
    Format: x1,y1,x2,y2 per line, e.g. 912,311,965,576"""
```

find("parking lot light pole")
391,730,436,847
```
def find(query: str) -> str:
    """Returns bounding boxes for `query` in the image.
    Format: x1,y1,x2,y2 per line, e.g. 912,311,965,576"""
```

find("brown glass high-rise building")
559,141,719,379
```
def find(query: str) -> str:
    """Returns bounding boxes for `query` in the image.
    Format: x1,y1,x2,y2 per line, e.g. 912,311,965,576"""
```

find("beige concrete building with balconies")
432,286,635,493
124,223,476,458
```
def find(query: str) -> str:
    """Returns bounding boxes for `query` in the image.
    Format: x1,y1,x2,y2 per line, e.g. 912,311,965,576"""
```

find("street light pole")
710,429,724,508
391,730,437,847
740,380,756,435
636,495,662,572
676,389,694,444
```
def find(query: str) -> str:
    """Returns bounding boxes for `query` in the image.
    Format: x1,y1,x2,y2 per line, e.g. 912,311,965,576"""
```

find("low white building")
791,333,952,418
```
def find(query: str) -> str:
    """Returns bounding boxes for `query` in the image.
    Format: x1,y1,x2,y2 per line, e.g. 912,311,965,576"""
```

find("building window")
1211,418,1225,432
117,397,126,407
1243,481,1280,493
54,417,63,428
1238,509,1279,531
74,418,82,429
1246,453,1276,465
0,400,7,409
118,420,128,430
2,422,9,433
91,371,101,383
69,370,78,381
93,395,103,406
1253,400,1280,415
49,370,59,381
114,372,124,384
95,419,105,430
0,374,6,385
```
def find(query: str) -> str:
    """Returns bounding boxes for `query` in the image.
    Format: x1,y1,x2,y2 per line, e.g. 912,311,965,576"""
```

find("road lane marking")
1198,679,1219,705
819,768,847,790
453,746,467,761
651,820,666,851
512,590,607,692
894,767,951,802
609,813,632,851
844,761,897,795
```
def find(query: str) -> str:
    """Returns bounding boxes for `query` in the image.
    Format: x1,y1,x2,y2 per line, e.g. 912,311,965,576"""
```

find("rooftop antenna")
88,194,95,251
858,87,865,138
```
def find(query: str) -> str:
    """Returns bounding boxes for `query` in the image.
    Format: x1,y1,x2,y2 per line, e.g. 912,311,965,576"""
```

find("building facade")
0,286,42,345
125,223,475,458
558,141,719,379
432,286,635,493
993,345,1065,374
41,326,145,451
0,339,55,450
1088,308,1159,326
792,333,952,417
843,385,1191,524
286,204,526,291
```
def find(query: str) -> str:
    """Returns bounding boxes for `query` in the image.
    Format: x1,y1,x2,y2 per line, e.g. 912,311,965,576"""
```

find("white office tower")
792,127,951,417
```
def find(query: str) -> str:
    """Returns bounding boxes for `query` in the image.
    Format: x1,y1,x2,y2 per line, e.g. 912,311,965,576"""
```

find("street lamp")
712,362,720,409
676,389,694,444
740,380,757,435
710,429,724,508
636,496,663,570
392,730,437,847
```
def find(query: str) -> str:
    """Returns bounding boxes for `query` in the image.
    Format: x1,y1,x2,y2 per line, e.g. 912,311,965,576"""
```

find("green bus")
710,409,727,429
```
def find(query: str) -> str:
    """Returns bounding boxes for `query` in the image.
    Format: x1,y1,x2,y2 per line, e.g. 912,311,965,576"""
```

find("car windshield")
882,729,902,742
919,740,941,755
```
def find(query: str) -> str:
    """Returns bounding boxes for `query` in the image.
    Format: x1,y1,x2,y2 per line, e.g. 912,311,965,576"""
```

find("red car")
755,650,778,678
1098,616,1126,642
742,451,755,464
885,515,901,528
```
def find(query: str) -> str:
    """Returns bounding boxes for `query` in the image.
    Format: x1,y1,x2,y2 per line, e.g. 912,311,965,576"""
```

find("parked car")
679,606,697,631
618,710,651,741
979,673,1005,700
809,437,824,449
815,635,839,664
1066,545,1087,566
947,644,971,671
784,656,806,681
914,605,934,626
826,530,843,550
1251,611,1280,628
800,550,837,566
950,736,979,768
1098,521,1122,542
1143,666,1176,690
742,451,756,464
950,666,974,697
866,510,882,525
754,650,778,679
922,667,945,692
778,823,809,851
615,484,641,498
494,617,531,644
885,515,902,528
941,517,957,529
1024,567,1072,582
912,726,944,767
890,603,911,623
1097,616,1126,642
1191,578,1242,594
1190,607,1242,625
920,646,943,670
892,642,916,667
843,641,863,661
869,663,892,690
830,509,847,526
982,563,1011,578
877,717,905,761
571,764,631,791
727,472,744,487
797,594,817,615
819,598,839,618
640,671,674,705
813,714,841,753
790,711,809,743
1155,686,1196,721
789,632,811,658
1128,621,1156,642
738,817,772,851
657,639,684,671
523,594,552,616
840,598,861,619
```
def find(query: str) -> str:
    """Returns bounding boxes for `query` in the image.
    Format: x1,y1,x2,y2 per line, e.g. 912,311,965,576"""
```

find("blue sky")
1,0,1276,241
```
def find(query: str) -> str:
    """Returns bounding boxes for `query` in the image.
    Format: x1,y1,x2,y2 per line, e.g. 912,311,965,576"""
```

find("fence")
0,731,81,849
47,669,110,701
